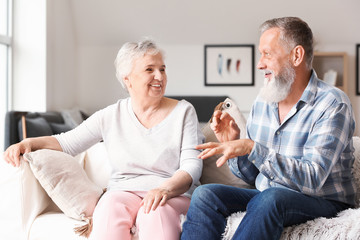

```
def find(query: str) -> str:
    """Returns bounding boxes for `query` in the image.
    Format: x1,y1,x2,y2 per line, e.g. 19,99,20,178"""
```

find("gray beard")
259,65,295,103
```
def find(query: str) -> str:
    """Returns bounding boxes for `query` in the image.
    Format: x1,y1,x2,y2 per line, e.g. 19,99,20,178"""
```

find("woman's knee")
137,203,184,240
91,192,141,240
94,191,141,220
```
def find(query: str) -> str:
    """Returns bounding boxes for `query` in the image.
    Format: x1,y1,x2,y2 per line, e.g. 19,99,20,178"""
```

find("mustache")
261,69,273,75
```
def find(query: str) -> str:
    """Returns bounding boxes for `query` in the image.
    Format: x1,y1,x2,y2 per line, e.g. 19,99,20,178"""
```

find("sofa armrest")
0,158,52,240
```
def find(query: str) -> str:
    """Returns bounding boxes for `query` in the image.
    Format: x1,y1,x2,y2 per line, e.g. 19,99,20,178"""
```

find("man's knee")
247,188,295,213
191,184,221,207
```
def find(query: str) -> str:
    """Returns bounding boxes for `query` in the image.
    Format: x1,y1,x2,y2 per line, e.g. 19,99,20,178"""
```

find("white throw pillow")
24,149,103,221
83,142,112,189
200,98,252,188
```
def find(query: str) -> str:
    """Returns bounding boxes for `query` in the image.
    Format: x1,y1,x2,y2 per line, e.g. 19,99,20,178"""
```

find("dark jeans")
181,184,349,240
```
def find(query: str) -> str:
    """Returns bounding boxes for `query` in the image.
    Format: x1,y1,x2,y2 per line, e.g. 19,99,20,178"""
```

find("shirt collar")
297,70,318,108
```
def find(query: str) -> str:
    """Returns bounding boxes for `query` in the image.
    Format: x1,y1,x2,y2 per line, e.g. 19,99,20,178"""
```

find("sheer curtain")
0,0,12,151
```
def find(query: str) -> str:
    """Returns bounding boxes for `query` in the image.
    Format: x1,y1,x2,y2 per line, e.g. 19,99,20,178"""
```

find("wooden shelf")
313,52,348,95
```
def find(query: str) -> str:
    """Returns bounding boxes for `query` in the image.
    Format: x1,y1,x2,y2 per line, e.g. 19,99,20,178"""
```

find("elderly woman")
3,39,204,240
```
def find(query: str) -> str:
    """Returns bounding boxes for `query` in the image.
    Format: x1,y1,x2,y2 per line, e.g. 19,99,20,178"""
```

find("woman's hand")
140,170,193,213
141,188,170,214
196,139,254,167
3,140,32,167
211,110,240,142
3,136,62,167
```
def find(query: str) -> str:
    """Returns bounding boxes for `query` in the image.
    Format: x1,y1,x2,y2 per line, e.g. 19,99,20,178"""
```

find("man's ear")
292,45,305,67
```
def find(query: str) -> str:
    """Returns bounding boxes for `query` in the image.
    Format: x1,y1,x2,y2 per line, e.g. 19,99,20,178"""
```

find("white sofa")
2,137,360,240
1,99,360,239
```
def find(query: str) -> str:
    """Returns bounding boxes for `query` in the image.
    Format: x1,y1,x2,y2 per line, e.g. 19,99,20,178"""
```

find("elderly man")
181,17,355,240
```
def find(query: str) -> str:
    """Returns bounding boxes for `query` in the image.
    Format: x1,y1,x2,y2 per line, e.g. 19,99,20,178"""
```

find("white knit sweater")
54,98,204,197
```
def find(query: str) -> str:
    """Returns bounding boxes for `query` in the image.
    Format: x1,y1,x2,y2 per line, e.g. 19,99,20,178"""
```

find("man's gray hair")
260,17,314,69
114,39,163,90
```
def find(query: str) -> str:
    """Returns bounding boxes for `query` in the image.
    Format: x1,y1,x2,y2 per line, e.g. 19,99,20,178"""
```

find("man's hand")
211,110,240,142
196,139,254,167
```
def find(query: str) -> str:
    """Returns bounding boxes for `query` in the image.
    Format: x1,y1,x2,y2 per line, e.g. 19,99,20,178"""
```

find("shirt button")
276,131,280,135
252,160,255,164
270,176,274,180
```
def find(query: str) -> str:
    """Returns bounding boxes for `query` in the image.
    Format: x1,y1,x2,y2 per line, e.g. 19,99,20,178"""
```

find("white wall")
46,0,78,111
74,44,260,114
163,44,259,115
41,0,360,135
76,45,127,113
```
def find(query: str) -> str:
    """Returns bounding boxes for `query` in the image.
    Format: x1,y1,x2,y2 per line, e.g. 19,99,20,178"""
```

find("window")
0,0,12,150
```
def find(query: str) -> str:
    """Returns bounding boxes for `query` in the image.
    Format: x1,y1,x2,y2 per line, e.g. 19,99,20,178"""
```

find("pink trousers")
89,191,190,240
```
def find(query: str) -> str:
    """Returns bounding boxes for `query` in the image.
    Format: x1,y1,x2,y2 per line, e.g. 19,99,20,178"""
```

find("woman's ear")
123,76,131,89
291,45,305,67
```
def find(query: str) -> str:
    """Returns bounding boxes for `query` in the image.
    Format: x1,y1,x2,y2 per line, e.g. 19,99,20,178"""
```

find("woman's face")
125,52,167,99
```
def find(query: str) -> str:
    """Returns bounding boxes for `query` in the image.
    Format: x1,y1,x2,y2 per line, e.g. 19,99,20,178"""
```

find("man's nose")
257,58,266,70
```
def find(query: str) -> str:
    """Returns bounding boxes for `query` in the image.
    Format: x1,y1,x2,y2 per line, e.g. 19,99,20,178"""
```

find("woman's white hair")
114,38,163,91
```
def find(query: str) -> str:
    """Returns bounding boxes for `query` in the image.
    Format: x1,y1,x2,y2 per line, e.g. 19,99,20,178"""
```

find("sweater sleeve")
54,107,105,156
178,102,205,186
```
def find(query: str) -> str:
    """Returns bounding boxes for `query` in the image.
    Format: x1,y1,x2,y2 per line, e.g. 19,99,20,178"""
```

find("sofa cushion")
83,142,112,189
18,117,54,141
200,98,251,188
29,212,86,240
49,122,74,135
61,109,86,128
24,150,103,221
0,158,51,240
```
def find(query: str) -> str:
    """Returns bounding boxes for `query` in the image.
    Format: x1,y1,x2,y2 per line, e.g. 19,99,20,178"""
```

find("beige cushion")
24,150,103,221
200,98,251,188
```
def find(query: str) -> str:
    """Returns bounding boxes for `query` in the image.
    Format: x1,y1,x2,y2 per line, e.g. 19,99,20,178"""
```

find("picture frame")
356,44,360,95
204,44,254,86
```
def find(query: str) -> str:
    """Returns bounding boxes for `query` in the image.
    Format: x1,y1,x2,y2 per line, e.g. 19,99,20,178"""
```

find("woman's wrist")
20,138,33,150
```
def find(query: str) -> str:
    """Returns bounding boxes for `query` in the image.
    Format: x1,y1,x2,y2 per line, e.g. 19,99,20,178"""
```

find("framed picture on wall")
356,44,360,95
204,44,255,86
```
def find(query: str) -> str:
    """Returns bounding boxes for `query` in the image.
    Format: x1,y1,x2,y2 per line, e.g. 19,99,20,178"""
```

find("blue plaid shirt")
228,71,356,206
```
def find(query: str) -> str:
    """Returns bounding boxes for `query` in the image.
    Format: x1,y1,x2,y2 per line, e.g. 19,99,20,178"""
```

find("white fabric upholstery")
0,158,51,240
83,142,111,189
29,212,87,240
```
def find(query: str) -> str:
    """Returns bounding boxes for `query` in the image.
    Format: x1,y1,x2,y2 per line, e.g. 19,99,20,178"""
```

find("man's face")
257,28,295,103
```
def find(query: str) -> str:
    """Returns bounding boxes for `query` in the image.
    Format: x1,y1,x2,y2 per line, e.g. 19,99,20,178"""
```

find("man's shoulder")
315,78,350,105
